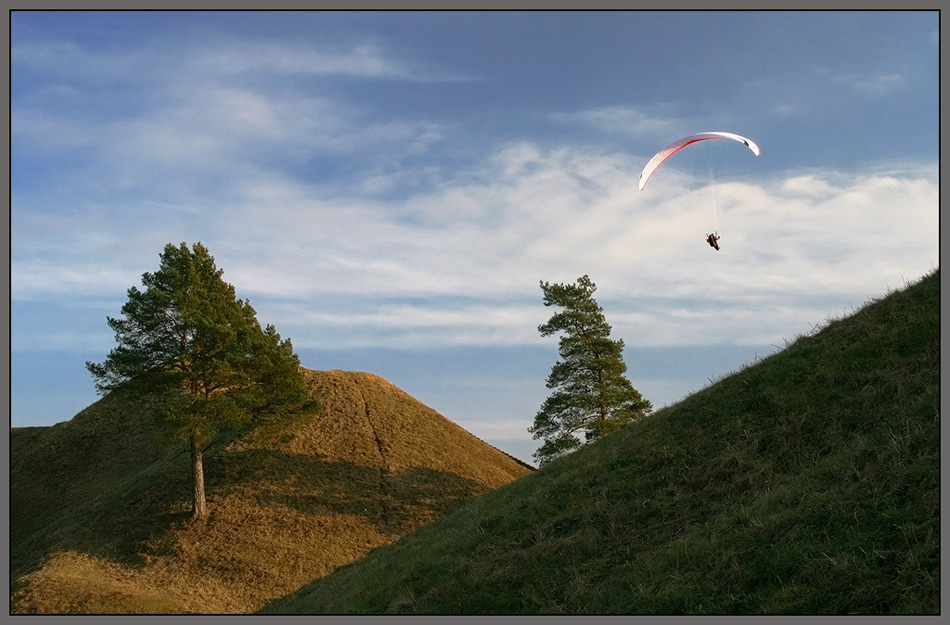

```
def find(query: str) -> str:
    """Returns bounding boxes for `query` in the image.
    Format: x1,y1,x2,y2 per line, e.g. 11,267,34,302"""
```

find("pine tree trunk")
191,431,206,520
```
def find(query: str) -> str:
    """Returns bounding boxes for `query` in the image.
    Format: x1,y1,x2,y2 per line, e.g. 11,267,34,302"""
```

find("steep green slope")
261,269,939,615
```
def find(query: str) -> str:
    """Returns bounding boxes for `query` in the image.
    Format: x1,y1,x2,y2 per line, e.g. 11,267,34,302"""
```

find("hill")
10,369,533,614
260,269,939,615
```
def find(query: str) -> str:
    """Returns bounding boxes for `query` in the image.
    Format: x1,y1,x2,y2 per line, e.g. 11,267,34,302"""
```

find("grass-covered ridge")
11,370,532,614
261,269,939,614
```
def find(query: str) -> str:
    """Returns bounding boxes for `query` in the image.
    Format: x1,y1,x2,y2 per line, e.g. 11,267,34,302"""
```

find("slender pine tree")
529,275,652,465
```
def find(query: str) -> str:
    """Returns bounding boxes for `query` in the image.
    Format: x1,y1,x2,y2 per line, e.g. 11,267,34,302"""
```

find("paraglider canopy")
638,131,760,191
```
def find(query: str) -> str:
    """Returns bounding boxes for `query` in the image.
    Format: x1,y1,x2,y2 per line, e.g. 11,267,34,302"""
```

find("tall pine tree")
529,275,652,466
86,242,312,519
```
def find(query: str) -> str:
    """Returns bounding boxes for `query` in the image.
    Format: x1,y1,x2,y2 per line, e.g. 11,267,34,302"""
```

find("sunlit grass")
11,371,532,613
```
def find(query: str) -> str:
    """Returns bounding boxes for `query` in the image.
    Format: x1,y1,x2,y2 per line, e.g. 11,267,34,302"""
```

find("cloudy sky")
11,11,939,464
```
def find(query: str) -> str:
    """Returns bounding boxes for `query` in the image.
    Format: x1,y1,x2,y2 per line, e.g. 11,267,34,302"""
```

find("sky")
10,11,940,465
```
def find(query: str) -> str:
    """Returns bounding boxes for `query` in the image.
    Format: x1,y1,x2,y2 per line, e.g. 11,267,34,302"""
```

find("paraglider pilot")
706,233,720,251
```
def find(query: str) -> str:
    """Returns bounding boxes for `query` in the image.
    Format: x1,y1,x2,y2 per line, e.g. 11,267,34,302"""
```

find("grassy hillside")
261,269,939,615
11,370,532,614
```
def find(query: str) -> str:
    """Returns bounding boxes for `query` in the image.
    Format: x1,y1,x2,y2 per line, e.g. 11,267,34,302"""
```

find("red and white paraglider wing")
638,131,760,191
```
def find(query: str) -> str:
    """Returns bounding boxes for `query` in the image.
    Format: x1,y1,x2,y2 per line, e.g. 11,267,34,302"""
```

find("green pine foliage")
85,242,313,519
530,275,652,465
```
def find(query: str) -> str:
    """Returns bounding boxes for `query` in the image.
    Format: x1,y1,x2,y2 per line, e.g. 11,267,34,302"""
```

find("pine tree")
86,242,312,519
529,275,652,466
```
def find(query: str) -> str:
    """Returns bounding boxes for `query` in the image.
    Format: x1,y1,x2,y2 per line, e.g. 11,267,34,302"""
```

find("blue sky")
11,11,939,464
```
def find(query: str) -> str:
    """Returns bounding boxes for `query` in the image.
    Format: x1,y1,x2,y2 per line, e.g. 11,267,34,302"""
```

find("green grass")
260,268,939,615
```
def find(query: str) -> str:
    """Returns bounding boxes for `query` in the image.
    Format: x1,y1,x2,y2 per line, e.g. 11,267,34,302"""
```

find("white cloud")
12,36,432,85
840,72,905,94
818,68,906,95
14,134,938,356
12,39,162,84
189,41,416,79
192,148,939,351
11,14,939,456
551,105,687,142
12,26,938,362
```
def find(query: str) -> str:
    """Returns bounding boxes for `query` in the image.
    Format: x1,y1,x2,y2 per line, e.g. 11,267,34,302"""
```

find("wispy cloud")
19,137,935,356
551,105,687,142
12,36,451,84
12,39,164,85
13,39,453,247
12,17,939,358
821,69,906,95
190,41,417,79
12,12,939,450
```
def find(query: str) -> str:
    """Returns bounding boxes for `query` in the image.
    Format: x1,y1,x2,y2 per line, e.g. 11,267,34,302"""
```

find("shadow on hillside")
12,443,492,583
11,448,193,581
206,448,492,535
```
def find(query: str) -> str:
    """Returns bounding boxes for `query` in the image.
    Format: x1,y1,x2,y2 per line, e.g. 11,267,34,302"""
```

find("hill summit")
261,269,939,615
11,369,533,614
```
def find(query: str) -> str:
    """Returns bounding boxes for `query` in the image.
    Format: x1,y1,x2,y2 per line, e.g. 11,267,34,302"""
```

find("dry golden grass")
11,369,533,614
